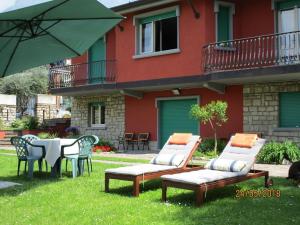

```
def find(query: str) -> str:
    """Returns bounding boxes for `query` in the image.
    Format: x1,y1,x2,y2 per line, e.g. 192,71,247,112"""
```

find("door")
88,37,106,84
158,98,199,148
278,1,300,63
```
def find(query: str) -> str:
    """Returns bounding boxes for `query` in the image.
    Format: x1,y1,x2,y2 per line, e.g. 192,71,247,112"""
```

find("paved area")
99,150,157,160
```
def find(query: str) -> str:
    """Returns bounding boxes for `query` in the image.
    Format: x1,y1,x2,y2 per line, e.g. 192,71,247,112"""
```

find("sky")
0,0,134,13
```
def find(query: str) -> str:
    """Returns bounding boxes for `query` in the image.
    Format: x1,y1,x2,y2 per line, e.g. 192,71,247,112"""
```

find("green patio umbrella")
0,0,123,77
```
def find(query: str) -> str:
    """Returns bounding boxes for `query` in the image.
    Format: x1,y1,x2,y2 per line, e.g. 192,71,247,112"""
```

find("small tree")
190,101,228,154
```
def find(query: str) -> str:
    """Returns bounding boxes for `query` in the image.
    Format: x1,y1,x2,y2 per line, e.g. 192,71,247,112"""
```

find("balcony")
203,31,300,73
49,60,116,89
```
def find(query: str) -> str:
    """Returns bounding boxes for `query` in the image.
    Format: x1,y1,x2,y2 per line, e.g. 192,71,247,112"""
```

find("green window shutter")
89,37,106,84
217,5,230,42
89,102,104,107
139,11,177,24
277,0,300,10
280,92,300,128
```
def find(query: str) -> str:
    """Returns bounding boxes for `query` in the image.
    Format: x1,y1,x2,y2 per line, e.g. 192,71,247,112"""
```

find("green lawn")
0,149,149,164
0,155,299,225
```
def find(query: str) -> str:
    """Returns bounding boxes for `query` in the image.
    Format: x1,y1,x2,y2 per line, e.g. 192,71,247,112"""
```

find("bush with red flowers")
93,138,116,153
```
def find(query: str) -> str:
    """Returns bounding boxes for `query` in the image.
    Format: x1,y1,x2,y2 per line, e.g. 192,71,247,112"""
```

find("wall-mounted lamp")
171,88,181,96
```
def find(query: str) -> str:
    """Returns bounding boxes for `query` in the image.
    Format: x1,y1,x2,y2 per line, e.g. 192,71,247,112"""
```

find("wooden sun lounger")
105,138,201,197
162,169,270,207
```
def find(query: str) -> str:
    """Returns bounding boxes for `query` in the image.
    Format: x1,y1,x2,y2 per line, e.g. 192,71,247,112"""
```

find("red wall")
70,0,275,83
115,0,208,82
125,86,243,141
233,0,274,38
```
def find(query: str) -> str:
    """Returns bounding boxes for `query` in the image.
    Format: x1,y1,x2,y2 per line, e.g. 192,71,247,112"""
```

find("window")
277,1,300,62
135,7,179,55
279,92,300,128
89,103,105,127
214,1,235,42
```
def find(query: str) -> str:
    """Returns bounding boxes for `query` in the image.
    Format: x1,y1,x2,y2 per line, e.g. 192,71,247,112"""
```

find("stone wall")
35,95,59,123
35,104,58,123
0,94,16,126
243,82,300,145
71,95,125,147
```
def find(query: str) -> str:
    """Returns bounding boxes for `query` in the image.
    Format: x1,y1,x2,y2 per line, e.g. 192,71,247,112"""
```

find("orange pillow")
231,133,258,148
169,133,192,145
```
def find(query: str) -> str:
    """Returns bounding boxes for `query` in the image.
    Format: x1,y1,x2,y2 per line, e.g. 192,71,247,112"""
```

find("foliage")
63,114,71,119
258,141,300,164
10,119,25,129
199,138,227,154
94,138,116,152
22,116,39,130
195,150,219,160
37,132,59,139
0,66,48,115
190,101,228,154
10,116,39,130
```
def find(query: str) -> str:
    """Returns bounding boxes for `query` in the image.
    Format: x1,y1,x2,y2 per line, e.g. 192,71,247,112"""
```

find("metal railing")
203,31,300,73
49,60,116,89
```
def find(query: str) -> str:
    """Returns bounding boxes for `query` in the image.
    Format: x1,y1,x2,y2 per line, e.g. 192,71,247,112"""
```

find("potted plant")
0,118,6,139
93,138,115,153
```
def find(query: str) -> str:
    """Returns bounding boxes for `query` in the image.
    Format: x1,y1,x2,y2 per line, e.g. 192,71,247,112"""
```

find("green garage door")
158,98,199,148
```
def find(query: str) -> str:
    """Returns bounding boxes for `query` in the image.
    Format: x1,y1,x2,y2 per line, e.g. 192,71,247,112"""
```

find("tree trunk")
209,119,218,155
214,130,218,155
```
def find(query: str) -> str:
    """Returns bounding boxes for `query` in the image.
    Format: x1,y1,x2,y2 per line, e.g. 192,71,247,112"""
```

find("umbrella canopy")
0,0,123,77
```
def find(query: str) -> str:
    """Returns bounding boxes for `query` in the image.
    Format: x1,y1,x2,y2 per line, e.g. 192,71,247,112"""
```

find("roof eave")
112,0,179,14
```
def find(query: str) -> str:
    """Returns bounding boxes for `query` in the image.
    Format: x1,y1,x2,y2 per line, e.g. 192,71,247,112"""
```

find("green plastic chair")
90,135,99,172
60,135,98,178
10,137,47,178
22,134,40,143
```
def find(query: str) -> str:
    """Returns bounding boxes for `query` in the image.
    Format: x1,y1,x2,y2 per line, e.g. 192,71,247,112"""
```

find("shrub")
10,116,39,130
10,119,24,129
63,114,71,119
22,116,39,130
38,132,59,139
94,138,116,152
258,141,300,164
199,138,227,154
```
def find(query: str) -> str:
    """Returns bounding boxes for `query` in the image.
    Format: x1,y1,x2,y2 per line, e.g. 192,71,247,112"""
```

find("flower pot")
0,131,5,139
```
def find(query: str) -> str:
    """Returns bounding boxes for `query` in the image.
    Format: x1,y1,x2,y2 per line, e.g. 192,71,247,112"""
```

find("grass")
0,149,149,164
0,149,15,154
0,155,299,225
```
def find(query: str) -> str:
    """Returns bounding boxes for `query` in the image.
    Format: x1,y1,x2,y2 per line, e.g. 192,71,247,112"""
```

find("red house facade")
49,0,300,149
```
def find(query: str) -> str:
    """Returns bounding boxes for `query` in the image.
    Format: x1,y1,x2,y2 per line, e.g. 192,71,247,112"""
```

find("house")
49,0,300,149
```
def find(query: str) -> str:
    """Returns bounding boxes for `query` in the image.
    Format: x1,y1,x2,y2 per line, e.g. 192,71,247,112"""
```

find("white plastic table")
30,138,78,167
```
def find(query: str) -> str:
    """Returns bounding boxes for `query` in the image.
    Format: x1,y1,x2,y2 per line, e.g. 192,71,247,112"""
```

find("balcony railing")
203,31,300,73
49,60,116,89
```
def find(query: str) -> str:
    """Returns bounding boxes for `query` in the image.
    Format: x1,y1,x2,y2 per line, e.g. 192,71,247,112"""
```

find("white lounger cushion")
105,164,176,176
204,158,247,172
161,137,266,184
150,135,200,167
219,137,266,175
161,169,241,185
105,135,200,176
